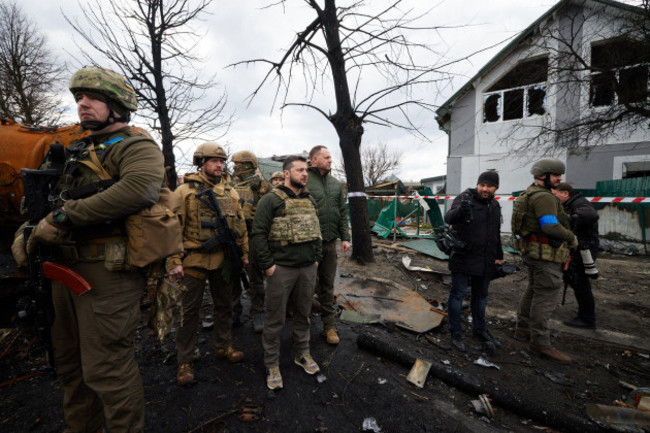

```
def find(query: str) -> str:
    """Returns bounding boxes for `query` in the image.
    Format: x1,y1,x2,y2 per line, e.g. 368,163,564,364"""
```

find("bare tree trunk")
332,112,373,263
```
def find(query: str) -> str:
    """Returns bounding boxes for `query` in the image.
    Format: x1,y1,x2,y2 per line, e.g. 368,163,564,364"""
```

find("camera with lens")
434,225,467,255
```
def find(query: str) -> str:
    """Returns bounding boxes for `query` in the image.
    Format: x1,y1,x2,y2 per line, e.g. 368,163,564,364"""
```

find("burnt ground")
1,238,650,433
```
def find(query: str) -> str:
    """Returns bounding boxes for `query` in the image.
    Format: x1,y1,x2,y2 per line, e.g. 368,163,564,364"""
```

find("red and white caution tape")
362,195,650,203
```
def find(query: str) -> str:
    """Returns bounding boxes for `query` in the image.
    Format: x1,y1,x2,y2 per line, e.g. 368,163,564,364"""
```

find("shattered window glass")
503,89,524,120
618,66,648,104
590,39,650,107
483,57,547,123
527,85,546,116
483,93,501,123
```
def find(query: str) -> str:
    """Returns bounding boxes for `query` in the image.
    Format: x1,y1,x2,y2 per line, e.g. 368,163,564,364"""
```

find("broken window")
483,57,548,123
590,39,650,107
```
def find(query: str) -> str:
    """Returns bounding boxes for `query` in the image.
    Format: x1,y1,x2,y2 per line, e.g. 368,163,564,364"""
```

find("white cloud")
20,0,559,180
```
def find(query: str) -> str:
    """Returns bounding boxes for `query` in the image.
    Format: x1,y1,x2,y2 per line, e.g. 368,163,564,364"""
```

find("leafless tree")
501,0,650,157
334,142,402,186
65,0,231,188
0,1,65,125
234,0,459,263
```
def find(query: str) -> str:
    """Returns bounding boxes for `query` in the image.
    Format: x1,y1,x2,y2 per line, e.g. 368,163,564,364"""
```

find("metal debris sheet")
335,277,445,333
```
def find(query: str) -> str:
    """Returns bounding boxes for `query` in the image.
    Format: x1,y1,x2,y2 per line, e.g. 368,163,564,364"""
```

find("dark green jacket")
306,167,350,243
251,186,322,270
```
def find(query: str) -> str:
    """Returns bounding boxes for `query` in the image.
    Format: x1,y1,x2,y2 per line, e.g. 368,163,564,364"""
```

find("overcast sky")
21,0,562,181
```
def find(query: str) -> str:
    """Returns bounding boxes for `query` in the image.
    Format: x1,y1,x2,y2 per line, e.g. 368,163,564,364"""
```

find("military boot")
215,346,244,363
177,363,195,386
529,343,572,363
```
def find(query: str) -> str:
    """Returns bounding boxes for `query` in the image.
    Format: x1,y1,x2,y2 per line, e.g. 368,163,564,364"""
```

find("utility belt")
57,236,132,271
518,234,569,263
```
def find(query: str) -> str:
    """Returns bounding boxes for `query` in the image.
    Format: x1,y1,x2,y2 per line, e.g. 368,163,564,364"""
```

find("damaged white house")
436,0,650,229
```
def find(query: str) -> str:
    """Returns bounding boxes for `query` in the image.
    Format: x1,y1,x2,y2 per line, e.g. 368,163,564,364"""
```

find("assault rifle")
19,151,92,369
195,188,244,273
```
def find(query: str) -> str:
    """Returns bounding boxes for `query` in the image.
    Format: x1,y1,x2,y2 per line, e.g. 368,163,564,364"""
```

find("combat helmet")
531,159,565,177
69,66,138,112
193,142,227,166
270,171,284,181
231,150,258,168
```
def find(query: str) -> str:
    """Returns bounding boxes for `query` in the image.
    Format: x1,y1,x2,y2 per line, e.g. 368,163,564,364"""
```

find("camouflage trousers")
516,255,564,346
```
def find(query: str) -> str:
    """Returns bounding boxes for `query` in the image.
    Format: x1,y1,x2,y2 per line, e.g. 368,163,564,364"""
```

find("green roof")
435,0,642,129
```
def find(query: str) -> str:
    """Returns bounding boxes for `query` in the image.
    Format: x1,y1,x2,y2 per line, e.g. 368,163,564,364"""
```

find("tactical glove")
567,234,579,250
26,213,69,254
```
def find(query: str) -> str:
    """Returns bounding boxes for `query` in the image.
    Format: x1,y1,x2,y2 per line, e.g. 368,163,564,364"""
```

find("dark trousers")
315,240,338,330
447,272,490,335
570,248,597,325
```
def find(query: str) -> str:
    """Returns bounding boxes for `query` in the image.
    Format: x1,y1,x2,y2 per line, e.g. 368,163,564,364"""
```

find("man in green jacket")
307,145,351,345
251,155,323,390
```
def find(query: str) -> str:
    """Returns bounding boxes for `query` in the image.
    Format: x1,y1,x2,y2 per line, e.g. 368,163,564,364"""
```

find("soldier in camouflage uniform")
14,66,165,432
511,159,578,363
167,142,249,386
230,150,271,332
270,171,284,187
251,155,322,390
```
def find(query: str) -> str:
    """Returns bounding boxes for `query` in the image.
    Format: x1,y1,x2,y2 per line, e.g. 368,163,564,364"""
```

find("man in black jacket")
445,171,503,352
552,183,599,329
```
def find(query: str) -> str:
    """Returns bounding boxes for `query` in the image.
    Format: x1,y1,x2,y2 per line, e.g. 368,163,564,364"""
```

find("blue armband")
538,215,559,226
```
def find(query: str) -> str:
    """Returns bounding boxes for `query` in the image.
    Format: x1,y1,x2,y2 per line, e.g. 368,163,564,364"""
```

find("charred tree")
235,0,456,263
65,0,231,189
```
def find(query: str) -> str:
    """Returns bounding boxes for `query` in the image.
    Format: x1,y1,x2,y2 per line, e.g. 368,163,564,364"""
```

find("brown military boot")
512,328,530,342
215,346,244,363
529,343,572,363
177,363,195,386
322,328,340,345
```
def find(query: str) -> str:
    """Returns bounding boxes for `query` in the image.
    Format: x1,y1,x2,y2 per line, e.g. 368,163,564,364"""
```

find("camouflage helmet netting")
231,150,258,168
69,66,138,112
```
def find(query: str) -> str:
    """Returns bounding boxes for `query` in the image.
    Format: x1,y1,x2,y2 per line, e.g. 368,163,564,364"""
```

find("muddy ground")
1,238,649,433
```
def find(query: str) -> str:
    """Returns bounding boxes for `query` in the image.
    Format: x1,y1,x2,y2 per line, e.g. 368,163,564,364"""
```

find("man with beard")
169,142,249,386
512,159,578,362
444,171,503,352
251,155,322,390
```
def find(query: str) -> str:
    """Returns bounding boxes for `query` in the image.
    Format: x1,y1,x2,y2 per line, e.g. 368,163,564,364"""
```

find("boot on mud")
322,328,340,345
529,343,572,363
450,333,466,352
563,317,596,329
177,363,195,386
215,346,244,363
294,353,320,375
252,315,264,333
512,328,529,342
472,329,502,349
267,367,283,390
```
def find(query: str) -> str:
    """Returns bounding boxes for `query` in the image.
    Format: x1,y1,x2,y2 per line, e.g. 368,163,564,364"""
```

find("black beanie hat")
477,171,499,188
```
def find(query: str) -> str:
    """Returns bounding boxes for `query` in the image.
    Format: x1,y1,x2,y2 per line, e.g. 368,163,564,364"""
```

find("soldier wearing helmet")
511,158,578,363
14,66,165,432
69,66,138,131
167,142,249,386
270,171,284,187
229,150,271,332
